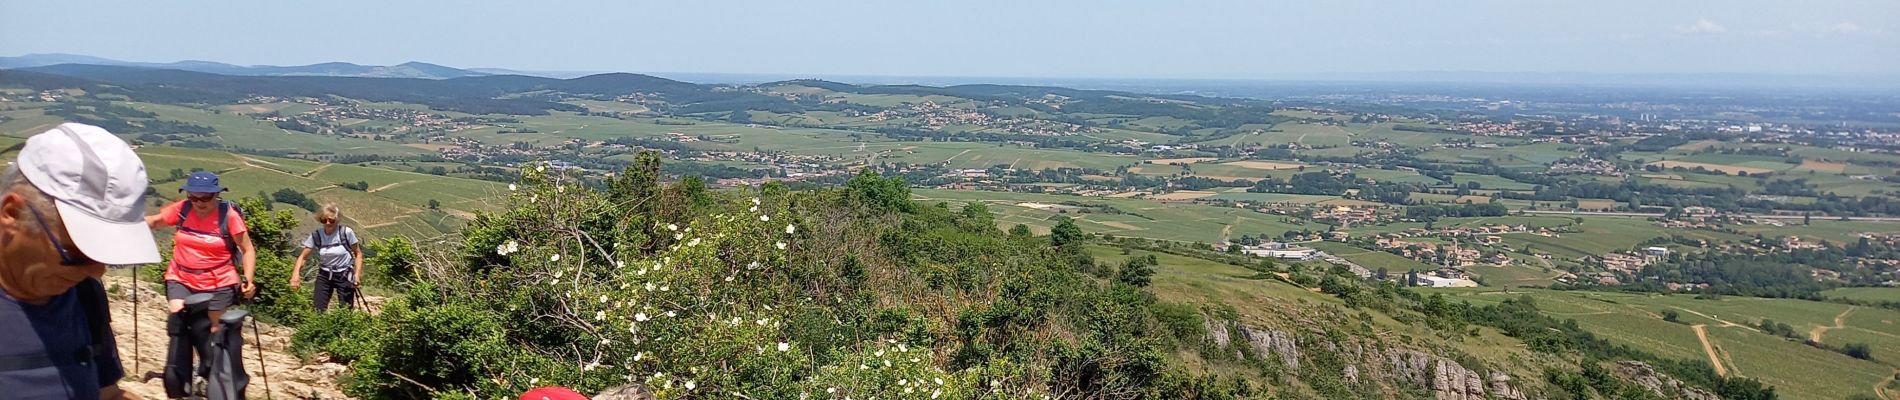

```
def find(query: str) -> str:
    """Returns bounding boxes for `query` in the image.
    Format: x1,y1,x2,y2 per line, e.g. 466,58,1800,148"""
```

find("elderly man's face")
0,191,104,302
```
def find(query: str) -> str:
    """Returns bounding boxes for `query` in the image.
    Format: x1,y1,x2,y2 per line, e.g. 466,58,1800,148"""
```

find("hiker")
289,204,364,311
146,171,256,334
0,122,162,399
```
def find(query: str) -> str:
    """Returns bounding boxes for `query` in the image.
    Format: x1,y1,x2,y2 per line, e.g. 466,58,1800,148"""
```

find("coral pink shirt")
158,200,248,291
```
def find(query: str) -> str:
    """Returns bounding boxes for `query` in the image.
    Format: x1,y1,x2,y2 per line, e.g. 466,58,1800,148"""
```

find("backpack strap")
0,279,112,372
217,202,239,267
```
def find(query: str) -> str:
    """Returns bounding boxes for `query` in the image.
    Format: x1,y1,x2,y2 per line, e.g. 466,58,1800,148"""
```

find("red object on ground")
520,386,590,400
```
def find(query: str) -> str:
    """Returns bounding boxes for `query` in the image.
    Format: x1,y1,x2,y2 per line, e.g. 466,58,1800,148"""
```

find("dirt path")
943,149,973,164
367,180,411,193
1674,307,1759,332
301,163,334,178
1875,368,1897,400
1811,306,1856,343
1220,216,1239,243
103,274,354,399
1691,324,1729,377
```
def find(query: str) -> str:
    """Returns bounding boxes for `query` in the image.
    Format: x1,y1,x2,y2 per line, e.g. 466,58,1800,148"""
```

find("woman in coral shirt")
144,171,256,332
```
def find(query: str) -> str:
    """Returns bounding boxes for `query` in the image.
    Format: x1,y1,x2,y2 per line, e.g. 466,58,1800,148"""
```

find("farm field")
1824,287,1900,302
132,146,504,240
1307,241,1430,272
914,189,1328,243
1429,288,1900,400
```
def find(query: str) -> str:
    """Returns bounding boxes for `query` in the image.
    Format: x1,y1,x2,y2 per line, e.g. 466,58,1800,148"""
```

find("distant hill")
0,53,489,79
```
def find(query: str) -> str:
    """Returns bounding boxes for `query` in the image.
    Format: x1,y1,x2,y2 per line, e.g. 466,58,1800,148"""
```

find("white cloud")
1823,22,1863,34
1675,19,1728,35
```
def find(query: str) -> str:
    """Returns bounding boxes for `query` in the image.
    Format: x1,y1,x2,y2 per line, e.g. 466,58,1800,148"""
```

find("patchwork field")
1646,160,1775,176
1430,288,1900,400
915,188,1330,243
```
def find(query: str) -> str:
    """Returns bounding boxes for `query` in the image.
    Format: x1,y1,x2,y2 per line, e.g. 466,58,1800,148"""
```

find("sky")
2,0,1897,80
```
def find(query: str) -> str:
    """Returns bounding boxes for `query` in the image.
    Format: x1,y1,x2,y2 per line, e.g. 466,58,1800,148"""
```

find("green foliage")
845,169,915,213
1050,216,1084,248
1117,254,1157,287
1843,342,1873,360
1008,224,1031,238
366,236,420,285
345,303,521,399
291,309,380,363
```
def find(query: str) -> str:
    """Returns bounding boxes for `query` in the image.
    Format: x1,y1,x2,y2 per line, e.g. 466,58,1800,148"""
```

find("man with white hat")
0,122,162,399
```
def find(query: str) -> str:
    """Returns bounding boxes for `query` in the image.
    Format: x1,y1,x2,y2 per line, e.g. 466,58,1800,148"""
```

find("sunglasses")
25,203,95,266
188,193,219,202
319,218,337,225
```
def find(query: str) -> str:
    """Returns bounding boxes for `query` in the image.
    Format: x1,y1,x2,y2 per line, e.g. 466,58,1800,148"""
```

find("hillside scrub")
297,164,1254,399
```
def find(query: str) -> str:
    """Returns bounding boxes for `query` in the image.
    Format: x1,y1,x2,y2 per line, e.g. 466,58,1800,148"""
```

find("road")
1521,209,1900,222
1691,324,1729,377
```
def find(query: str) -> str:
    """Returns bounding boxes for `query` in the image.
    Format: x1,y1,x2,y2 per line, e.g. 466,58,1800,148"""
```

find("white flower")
760,214,771,222
756,318,769,326
931,389,941,399
904,387,914,394
551,279,560,285
665,310,677,318
786,224,797,234
748,261,761,269
584,361,598,371
875,350,884,357
530,377,539,385
634,352,645,361
598,295,609,304
684,380,695,390
635,312,649,322
827,387,837,394
778,342,790,352
637,268,648,276
859,364,869,370
615,260,625,268
495,244,507,254
594,311,605,321
666,223,678,231
644,282,655,291
776,242,787,250
934,377,943,385
883,360,892,367
749,205,759,212
673,233,683,240
688,238,701,247
752,198,761,205
659,285,669,292
550,254,562,262
509,184,518,191
724,275,735,282
898,343,907,352
536,165,546,172
554,270,563,278
899,379,908,386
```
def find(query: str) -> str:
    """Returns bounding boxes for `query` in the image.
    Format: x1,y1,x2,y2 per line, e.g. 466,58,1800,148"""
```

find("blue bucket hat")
180,171,227,194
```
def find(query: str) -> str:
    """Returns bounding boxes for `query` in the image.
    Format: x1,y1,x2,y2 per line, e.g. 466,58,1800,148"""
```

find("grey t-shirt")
302,227,359,273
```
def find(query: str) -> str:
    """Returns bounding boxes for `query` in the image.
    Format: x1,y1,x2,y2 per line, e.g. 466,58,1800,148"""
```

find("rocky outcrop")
1236,324,1300,370
1208,321,1533,400
1615,361,1722,400
1205,319,1232,349
1374,348,1526,400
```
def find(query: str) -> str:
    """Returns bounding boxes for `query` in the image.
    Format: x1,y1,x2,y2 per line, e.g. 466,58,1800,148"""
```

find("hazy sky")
3,0,1896,79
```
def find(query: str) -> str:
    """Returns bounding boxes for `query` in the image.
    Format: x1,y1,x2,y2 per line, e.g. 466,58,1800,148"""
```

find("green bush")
291,309,380,363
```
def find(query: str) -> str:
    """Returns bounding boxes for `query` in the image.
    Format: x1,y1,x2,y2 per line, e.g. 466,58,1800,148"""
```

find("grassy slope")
1430,288,1899,400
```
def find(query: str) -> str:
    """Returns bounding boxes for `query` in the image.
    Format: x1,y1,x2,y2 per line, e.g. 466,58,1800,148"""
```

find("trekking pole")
250,313,272,399
132,264,140,376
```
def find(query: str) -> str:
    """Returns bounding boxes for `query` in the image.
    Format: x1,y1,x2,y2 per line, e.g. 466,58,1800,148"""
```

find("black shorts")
165,281,237,311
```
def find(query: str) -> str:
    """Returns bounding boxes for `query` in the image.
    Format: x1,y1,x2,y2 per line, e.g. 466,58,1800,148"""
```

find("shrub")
291,309,380,363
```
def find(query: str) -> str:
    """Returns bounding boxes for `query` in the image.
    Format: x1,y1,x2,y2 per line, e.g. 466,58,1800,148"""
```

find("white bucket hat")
15,122,162,265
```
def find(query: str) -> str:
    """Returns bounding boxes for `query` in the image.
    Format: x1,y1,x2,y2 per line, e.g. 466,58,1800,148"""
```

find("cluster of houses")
1547,157,1623,176
242,95,486,136
0,89,74,103
1220,241,1321,261
1308,205,1384,227
1451,121,1532,136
